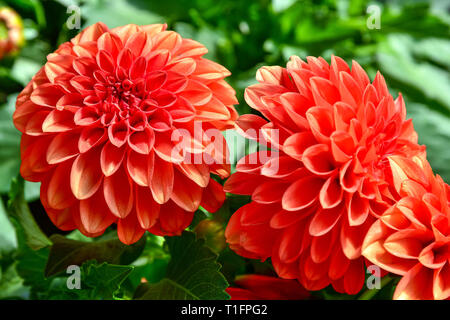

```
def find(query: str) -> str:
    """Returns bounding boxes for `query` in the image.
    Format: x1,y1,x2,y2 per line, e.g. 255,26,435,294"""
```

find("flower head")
0,7,24,59
13,22,237,244
224,55,423,294
363,155,450,300
226,274,310,300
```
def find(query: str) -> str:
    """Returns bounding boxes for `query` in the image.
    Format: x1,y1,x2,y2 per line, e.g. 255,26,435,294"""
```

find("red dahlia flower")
13,22,238,244
226,274,310,300
362,155,450,300
224,55,424,294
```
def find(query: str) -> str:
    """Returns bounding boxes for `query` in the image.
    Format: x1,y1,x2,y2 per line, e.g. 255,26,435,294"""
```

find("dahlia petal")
339,71,362,107
129,56,147,80
158,201,193,235
135,185,160,229
235,114,268,140
46,131,80,164
100,141,126,176
343,258,365,294
97,32,122,59
393,263,434,300
260,155,302,179
96,50,115,73
126,150,150,187
153,131,184,163
309,205,343,237
124,31,149,57
283,132,316,161
279,92,311,129
193,58,230,80
339,159,361,193
306,106,335,143
146,49,170,71
42,109,74,133
240,202,279,226
340,218,372,260
311,227,338,264
117,212,145,245
252,180,289,204
199,179,225,213
223,172,264,195
46,160,76,210
179,79,212,106
145,71,167,92
347,193,370,227
103,167,133,218
171,169,203,212
25,110,50,136
70,150,103,200
433,264,450,300
149,155,174,204
282,176,323,211
108,120,129,148
30,83,63,107
174,38,208,58
270,208,312,229
78,126,106,153
330,131,355,163
328,246,350,280
278,223,304,263
80,188,116,234
167,58,196,76
319,174,343,209
388,155,428,192
177,162,210,188
302,144,335,176
128,127,155,154
74,106,100,126
310,76,340,108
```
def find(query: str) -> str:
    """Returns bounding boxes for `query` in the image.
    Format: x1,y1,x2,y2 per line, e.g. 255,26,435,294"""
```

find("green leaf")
134,231,229,300
0,199,17,255
44,234,146,277
81,0,164,29
43,261,133,300
0,263,29,299
7,177,51,251
377,34,450,113
81,261,134,299
0,95,21,194
407,101,450,182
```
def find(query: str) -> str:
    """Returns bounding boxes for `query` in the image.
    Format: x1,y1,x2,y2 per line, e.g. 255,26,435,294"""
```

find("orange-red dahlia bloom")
226,274,310,300
224,55,423,294
363,155,450,300
13,22,238,244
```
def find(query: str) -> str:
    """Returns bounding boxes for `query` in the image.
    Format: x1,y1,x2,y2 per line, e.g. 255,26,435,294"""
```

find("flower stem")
358,275,393,300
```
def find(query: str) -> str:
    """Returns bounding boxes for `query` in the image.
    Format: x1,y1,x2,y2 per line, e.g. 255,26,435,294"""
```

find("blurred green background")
0,0,448,299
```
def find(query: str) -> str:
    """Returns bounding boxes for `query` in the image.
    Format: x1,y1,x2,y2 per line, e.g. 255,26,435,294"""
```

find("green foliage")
45,234,146,277
135,231,229,300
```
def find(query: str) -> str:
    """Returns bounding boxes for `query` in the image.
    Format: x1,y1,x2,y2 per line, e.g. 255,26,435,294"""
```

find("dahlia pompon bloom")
224,55,424,294
226,274,310,300
13,22,238,244
362,155,450,300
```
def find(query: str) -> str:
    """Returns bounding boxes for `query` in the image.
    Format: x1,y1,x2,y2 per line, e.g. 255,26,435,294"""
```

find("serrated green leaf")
45,234,146,277
135,231,229,300
82,261,134,299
